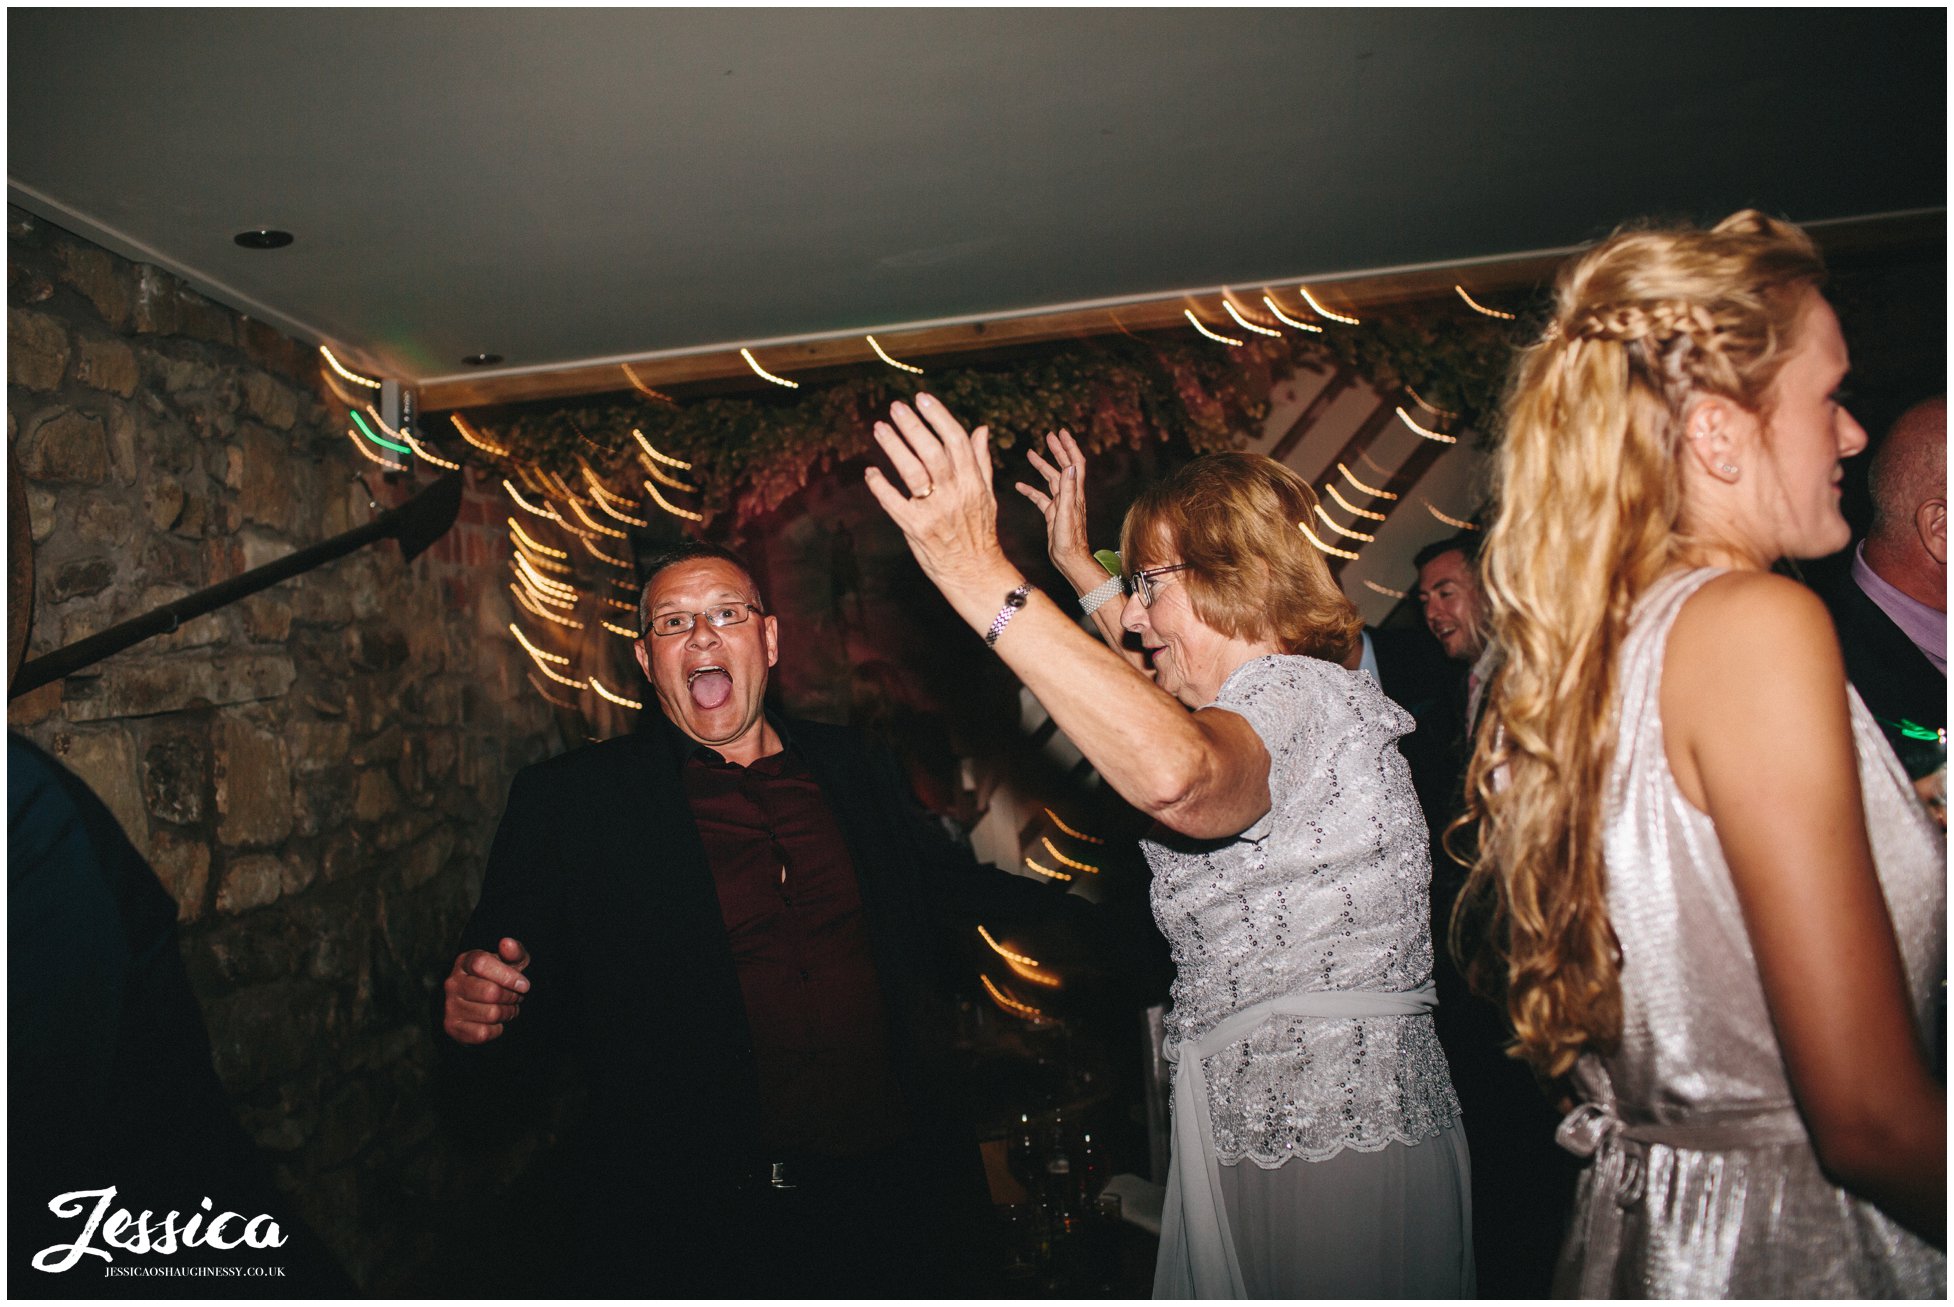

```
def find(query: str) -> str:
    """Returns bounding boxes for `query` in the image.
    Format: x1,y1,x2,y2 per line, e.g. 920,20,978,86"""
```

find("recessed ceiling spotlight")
233,229,294,249
461,353,504,367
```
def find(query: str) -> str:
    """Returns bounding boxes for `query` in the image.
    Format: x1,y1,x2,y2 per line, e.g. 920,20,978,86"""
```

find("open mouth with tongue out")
687,664,734,710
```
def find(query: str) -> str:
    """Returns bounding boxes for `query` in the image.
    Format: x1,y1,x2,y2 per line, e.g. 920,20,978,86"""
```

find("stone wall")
7,209,563,1289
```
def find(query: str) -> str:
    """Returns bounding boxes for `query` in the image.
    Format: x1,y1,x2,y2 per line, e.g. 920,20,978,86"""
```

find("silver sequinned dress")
1557,568,1946,1298
1147,655,1471,1297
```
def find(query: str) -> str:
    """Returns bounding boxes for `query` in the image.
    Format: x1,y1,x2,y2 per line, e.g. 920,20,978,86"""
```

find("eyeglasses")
1127,563,1191,607
639,603,764,638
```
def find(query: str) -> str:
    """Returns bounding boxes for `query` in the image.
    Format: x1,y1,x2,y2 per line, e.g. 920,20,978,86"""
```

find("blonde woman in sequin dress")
865,401,1471,1298
1461,211,1945,1296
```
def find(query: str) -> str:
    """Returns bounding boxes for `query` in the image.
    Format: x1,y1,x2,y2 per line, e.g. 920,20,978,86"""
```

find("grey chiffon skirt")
1209,1119,1475,1298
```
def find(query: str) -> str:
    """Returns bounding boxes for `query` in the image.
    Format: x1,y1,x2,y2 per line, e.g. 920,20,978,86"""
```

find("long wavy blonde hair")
1455,210,1826,1076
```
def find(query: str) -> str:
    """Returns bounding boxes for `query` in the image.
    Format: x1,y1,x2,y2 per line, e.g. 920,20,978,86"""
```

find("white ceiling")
9,9,1945,394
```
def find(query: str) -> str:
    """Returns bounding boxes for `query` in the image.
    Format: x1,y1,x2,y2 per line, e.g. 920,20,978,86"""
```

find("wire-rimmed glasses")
639,603,764,638
1127,563,1191,607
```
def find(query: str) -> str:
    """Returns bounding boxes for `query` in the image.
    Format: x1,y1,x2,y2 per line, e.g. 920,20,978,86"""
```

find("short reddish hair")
1120,452,1361,665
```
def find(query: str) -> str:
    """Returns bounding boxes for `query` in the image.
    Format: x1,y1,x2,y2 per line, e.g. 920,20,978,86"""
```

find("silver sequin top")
1146,654,1460,1167
1561,568,1946,1297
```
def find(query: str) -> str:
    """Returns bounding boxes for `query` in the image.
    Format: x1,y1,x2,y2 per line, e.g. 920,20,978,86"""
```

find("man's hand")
442,937,531,1045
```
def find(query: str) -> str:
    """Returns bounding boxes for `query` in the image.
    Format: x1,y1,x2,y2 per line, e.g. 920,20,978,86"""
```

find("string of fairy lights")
1152,283,1490,575
321,274,1506,738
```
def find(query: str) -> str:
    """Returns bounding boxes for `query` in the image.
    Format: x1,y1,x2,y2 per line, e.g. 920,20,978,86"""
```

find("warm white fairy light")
520,650,586,692
1006,956,1062,989
362,404,408,442
1395,406,1457,444
504,480,561,522
1326,483,1388,522
319,368,369,411
644,459,698,495
582,465,655,522
516,463,557,498
1423,498,1480,531
633,430,694,471
980,974,1049,1023
508,622,570,667
580,463,635,507
345,427,407,472
1298,520,1361,561
601,595,639,613
583,537,632,570
453,414,510,458
740,348,800,389
1404,384,1459,420
1184,309,1244,348
1297,287,1360,325
1044,808,1105,845
1040,836,1099,875
1261,294,1325,333
866,335,925,375
1222,300,1282,338
403,431,462,470
646,479,706,524
1314,503,1377,543
620,362,677,405
509,583,584,630
1455,285,1516,320
514,554,578,603
568,498,631,541
544,469,581,504
527,672,580,711
601,619,640,639
979,925,1040,969
1358,449,1396,480
588,675,644,710
514,538,574,575
1363,579,1409,600
508,518,568,560
1338,462,1399,502
1022,856,1073,883
320,345,382,390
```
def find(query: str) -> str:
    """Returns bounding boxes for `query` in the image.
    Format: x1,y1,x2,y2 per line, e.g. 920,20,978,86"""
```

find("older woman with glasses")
865,399,1471,1298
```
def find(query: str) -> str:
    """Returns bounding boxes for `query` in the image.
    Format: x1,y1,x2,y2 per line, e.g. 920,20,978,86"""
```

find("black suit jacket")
1367,626,1470,836
1823,570,1946,775
452,714,1055,1286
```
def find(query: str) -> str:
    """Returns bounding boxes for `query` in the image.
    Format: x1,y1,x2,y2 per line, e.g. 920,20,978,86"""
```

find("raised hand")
1014,428,1103,591
441,936,531,1045
863,394,1010,589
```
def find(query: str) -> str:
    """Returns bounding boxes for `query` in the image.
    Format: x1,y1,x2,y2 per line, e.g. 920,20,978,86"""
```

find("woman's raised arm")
864,395,1271,839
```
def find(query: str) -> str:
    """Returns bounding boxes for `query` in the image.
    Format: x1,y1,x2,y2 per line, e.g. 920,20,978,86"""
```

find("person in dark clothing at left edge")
441,541,1063,1297
9,735,352,1299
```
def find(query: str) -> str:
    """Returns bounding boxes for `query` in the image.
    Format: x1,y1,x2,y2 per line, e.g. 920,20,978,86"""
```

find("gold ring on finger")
914,484,935,500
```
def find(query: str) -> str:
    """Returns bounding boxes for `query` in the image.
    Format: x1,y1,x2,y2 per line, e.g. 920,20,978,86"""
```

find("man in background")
1823,396,1945,785
1411,531,1577,1299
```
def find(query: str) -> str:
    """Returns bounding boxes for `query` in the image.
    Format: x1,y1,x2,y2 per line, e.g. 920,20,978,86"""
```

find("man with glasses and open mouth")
440,541,1052,1297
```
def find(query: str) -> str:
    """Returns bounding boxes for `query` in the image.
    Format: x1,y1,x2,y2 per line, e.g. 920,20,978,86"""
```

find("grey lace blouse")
1146,654,1461,1167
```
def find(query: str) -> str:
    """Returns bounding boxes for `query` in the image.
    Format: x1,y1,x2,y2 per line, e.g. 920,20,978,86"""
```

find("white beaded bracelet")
1078,574,1123,616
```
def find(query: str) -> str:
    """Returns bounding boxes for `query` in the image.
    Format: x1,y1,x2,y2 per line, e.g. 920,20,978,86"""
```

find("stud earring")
1718,462,1739,477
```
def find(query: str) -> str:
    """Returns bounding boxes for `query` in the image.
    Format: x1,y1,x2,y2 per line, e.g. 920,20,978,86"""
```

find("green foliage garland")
481,303,1526,536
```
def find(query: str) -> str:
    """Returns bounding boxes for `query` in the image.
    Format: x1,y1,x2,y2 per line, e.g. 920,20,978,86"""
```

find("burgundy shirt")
680,740,911,1157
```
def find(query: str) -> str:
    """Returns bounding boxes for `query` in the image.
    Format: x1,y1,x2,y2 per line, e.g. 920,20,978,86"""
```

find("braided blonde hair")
1456,210,1826,1076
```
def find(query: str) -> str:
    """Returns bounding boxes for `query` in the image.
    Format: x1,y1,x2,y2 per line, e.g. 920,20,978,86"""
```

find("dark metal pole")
11,472,463,699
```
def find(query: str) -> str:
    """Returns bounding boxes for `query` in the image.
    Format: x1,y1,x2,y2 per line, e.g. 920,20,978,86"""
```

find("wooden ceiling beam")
414,210,1941,412
415,251,1571,412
